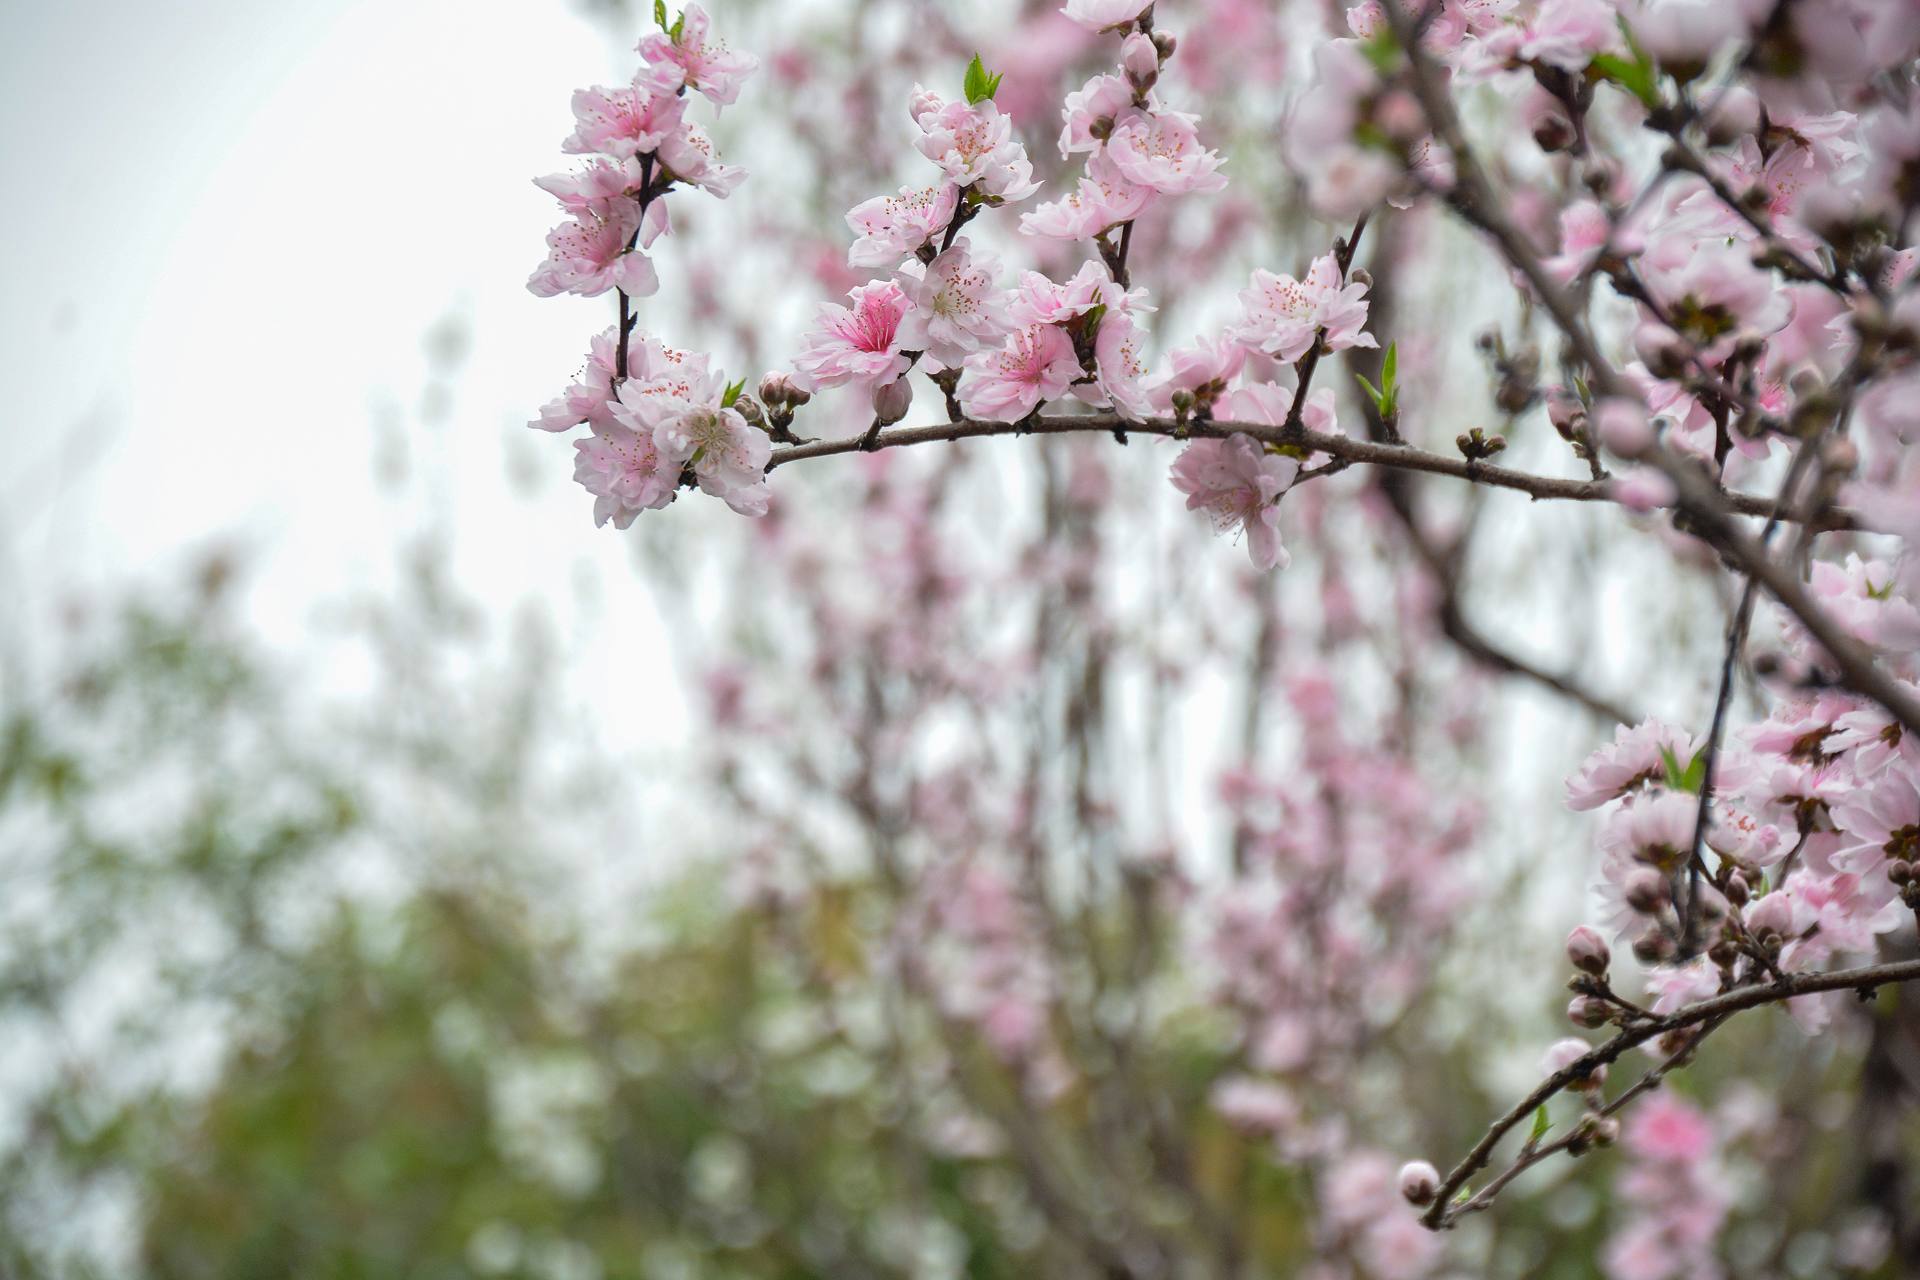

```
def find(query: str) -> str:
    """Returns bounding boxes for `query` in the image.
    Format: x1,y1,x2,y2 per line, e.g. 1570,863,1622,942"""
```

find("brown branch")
1378,0,1916,734
1420,958,1920,1229
765,412,1854,531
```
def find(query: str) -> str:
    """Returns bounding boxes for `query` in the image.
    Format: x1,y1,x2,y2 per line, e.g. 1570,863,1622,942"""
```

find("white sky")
0,0,699,747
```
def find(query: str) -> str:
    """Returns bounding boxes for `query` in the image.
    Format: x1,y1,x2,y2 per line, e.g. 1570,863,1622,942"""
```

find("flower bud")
1568,996,1610,1028
1152,30,1177,60
1624,868,1668,914
1632,930,1674,964
1542,1038,1607,1090
1593,398,1653,455
908,86,944,127
1566,925,1611,976
872,376,914,426
1890,860,1914,886
1590,1116,1620,1147
1121,33,1159,89
1399,1160,1441,1206
759,372,795,407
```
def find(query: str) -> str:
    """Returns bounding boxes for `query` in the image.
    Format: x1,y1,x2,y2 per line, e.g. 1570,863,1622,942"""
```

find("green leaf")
1354,373,1387,416
654,0,668,27
1591,52,1658,109
1529,1104,1553,1145
720,377,746,409
1380,342,1398,415
963,53,1002,106
1659,744,1706,794
670,11,685,41
1659,744,1684,791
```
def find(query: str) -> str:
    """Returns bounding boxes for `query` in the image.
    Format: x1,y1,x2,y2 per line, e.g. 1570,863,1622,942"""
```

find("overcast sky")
0,0,698,746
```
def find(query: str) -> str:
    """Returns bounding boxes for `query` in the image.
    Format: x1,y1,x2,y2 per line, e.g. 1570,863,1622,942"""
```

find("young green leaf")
1354,373,1388,417
1529,1104,1553,1145
721,377,747,409
1381,342,1398,412
654,0,668,28
670,10,685,41
1591,52,1658,109
963,53,1002,106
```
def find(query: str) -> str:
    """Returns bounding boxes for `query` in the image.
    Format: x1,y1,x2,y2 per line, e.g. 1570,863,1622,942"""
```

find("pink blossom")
1566,720,1703,811
1830,767,1920,877
1643,956,1719,1015
1599,788,1699,871
532,328,712,434
1059,74,1136,158
1639,242,1792,362
958,324,1081,422
561,78,688,159
635,4,759,108
1088,307,1155,420
572,422,679,528
526,204,658,299
1542,199,1635,285
894,240,1013,370
1520,0,1623,70
534,157,646,219
1061,0,1152,32
1147,336,1246,413
911,93,1041,202
1020,150,1153,241
1218,381,1339,436
1107,108,1228,195
1007,260,1126,328
846,182,962,268
1169,434,1300,571
1624,1095,1714,1164
657,121,746,197
633,387,771,517
792,280,915,392
1229,252,1376,363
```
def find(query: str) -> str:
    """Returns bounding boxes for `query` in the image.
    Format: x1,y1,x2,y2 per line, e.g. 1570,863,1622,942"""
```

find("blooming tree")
524,0,1920,1273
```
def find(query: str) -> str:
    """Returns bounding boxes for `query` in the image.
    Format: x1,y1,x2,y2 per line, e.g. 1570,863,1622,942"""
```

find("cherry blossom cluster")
526,4,768,520
523,0,1920,1262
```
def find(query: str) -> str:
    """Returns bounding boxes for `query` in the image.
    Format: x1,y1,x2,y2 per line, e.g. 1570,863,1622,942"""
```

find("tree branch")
1420,958,1920,1229
765,411,1854,531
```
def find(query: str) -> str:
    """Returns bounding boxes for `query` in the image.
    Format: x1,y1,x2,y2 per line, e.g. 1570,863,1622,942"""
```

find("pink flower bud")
1565,925,1611,975
908,86,944,127
1568,996,1610,1028
873,376,914,426
1542,1038,1607,1090
1593,397,1653,455
1121,33,1159,88
759,372,796,407
1398,1160,1440,1206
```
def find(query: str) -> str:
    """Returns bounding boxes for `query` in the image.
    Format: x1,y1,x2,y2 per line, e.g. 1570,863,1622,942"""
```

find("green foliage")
963,54,1003,106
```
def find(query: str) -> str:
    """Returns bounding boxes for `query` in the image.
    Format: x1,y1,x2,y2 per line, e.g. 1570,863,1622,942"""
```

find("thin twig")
1420,958,1920,1229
